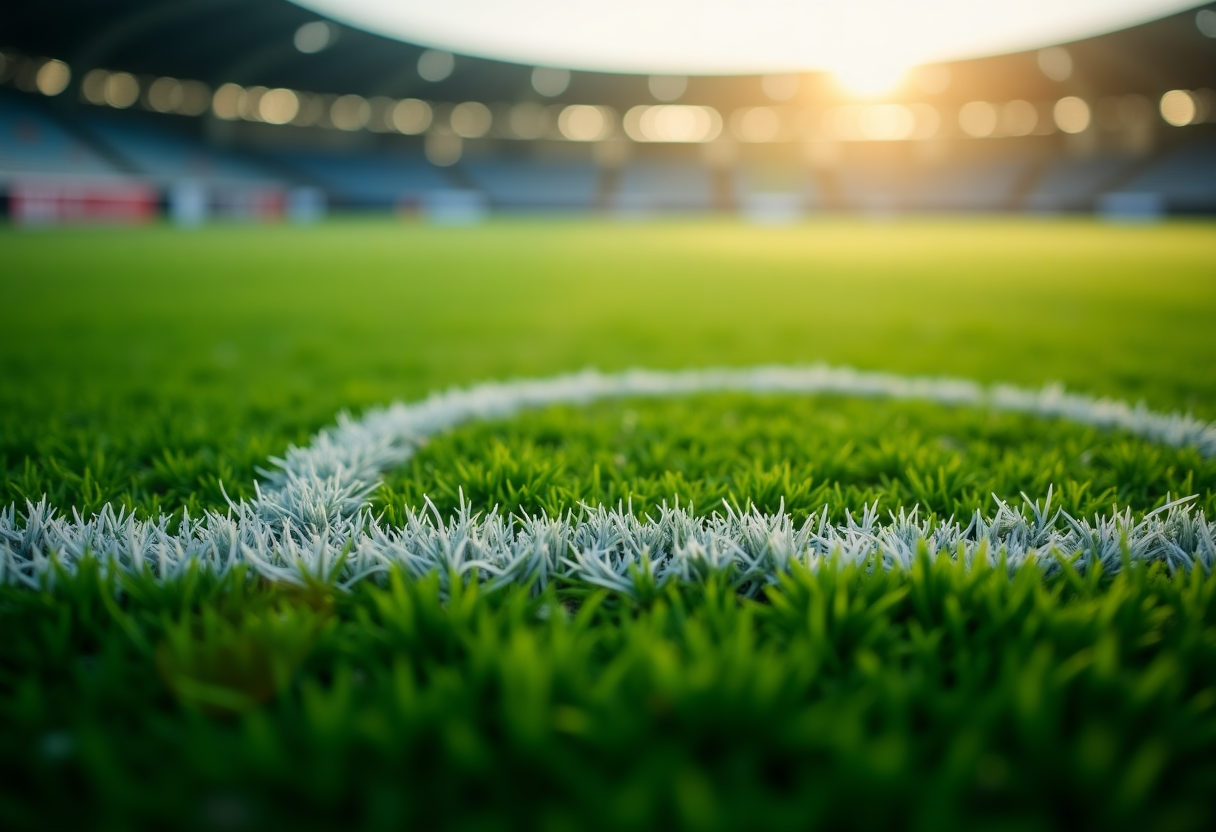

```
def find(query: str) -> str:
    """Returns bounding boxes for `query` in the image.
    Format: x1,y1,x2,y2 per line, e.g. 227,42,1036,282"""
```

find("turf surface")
374,394,1216,525
4,219,1216,516
3,218,1216,830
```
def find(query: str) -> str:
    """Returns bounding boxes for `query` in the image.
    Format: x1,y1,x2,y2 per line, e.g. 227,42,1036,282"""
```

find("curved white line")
264,365,1216,520
3,365,1214,591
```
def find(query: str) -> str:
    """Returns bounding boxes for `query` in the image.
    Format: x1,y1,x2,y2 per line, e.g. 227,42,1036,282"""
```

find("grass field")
3,219,1216,831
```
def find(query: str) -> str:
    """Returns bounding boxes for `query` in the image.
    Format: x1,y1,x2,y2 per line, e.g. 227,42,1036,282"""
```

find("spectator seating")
0,92,122,181
1113,142,1216,213
1024,156,1138,212
83,112,277,184
613,162,714,212
270,150,454,207
837,157,1033,212
461,159,600,211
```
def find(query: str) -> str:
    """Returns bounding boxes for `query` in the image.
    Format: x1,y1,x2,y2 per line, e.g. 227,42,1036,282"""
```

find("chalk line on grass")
3,365,1215,592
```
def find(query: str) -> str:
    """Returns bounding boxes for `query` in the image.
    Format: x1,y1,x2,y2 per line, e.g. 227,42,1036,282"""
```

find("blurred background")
1,0,1213,226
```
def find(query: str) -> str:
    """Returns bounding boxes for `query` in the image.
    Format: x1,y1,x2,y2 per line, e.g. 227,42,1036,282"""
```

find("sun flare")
829,58,910,98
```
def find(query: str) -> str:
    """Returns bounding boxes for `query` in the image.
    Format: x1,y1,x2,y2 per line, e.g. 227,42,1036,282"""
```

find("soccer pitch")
3,219,1216,830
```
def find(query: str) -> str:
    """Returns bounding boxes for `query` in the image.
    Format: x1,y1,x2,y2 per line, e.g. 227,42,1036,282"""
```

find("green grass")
4,219,1215,517
374,394,1216,525
5,562,1216,832
3,218,1216,830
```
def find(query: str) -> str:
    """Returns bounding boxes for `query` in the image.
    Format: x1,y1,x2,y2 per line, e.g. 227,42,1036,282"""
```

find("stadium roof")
290,0,1206,75
2,0,1213,105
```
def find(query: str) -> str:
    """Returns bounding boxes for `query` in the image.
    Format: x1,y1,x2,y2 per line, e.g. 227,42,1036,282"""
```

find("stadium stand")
269,150,456,208
1112,142,1216,214
0,92,122,181
734,164,822,207
1023,156,1139,213
836,157,1035,213
732,164,822,222
3,1,1213,221
613,162,714,213
81,112,279,185
461,159,601,211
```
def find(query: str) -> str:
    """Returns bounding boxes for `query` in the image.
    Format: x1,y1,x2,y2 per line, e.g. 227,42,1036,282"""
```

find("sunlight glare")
830,58,909,98
289,1,1197,75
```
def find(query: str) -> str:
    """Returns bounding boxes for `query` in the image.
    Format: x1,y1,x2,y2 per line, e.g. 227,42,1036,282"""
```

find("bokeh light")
294,21,335,53
240,86,269,121
648,75,687,102
1053,96,1091,133
625,105,721,142
1000,100,1039,136
418,50,455,82
105,72,140,108
34,59,70,96
1197,9,1216,38
761,74,800,101
1037,47,1073,82
146,77,182,113
1159,90,1198,126
81,69,108,104
958,101,998,138
331,94,371,130
392,98,433,134
177,81,211,116
451,101,492,138
859,104,915,141
508,102,548,138
259,88,300,124
211,83,243,120
557,105,613,141
823,104,937,141
531,67,570,97
732,107,782,143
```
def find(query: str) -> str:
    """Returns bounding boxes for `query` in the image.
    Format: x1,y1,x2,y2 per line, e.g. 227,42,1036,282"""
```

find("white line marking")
3,365,1215,591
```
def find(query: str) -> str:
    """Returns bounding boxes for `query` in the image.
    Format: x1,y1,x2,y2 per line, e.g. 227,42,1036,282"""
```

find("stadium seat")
460,159,600,211
612,162,714,213
837,157,1033,213
734,164,821,207
269,150,457,208
81,112,278,185
1112,142,1216,214
0,92,123,181
1023,156,1139,213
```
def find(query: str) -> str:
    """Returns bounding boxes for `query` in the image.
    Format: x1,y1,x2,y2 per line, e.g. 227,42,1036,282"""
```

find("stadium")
2,1,1216,829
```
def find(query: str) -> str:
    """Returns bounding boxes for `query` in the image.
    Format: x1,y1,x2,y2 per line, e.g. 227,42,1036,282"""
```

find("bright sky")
290,0,1199,74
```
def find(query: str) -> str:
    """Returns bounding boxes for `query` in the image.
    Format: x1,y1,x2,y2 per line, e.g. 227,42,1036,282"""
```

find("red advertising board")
9,181,158,226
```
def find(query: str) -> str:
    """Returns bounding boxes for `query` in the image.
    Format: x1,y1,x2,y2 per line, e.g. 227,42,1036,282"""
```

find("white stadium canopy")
289,0,1201,74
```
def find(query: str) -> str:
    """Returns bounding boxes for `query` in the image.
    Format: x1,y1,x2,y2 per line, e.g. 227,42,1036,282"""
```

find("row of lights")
82,69,1216,145
5,52,1213,146
0,54,72,97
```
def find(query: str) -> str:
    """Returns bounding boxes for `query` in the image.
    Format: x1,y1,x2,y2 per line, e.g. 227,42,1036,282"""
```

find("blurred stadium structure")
1,0,1213,223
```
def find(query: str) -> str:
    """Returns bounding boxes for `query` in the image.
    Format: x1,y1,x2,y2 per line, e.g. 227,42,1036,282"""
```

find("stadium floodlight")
289,1,1200,75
